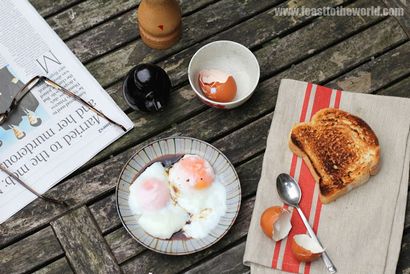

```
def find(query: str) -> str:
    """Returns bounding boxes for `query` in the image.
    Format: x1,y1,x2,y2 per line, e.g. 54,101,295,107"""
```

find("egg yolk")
179,156,215,189
136,178,170,211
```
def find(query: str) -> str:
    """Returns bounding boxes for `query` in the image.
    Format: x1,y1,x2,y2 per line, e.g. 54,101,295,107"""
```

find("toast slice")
289,108,380,204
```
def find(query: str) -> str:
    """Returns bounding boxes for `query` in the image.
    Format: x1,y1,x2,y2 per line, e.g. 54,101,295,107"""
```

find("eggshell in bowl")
188,40,260,109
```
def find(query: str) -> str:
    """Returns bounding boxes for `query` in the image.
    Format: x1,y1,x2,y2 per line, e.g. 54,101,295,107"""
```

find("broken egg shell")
198,69,237,103
290,234,325,262
260,206,292,241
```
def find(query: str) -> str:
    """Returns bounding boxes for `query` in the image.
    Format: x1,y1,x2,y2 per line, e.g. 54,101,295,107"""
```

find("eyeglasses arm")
42,77,127,132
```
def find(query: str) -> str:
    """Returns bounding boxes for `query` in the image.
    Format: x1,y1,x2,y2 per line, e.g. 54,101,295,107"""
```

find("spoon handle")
296,207,337,273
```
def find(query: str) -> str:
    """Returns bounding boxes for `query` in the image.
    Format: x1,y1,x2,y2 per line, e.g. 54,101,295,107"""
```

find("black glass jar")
123,64,171,112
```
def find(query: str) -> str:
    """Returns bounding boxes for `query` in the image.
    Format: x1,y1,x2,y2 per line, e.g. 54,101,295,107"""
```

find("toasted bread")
289,108,380,204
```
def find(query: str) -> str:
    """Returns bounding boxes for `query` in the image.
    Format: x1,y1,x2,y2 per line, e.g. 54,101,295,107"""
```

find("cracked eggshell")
291,234,325,262
198,69,237,103
260,206,292,241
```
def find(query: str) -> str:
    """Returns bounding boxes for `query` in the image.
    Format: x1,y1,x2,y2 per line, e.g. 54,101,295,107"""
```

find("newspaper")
0,0,134,223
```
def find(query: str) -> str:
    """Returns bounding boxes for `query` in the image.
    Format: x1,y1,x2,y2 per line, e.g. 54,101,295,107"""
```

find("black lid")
123,64,171,112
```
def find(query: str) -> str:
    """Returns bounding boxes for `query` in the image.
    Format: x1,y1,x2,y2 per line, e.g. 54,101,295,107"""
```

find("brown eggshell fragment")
290,234,325,262
260,206,292,241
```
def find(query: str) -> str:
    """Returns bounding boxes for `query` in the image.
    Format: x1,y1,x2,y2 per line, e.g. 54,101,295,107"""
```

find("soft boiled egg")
128,162,189,239
198,69,237,102
168,154,227,238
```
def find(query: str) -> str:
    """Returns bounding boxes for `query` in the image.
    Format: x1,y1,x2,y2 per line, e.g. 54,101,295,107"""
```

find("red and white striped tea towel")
244,79,410,274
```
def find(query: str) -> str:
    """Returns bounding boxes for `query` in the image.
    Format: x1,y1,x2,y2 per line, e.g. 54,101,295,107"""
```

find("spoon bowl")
276,173,302,207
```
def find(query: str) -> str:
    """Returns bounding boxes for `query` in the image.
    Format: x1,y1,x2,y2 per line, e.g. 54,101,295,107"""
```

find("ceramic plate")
116,137,241,255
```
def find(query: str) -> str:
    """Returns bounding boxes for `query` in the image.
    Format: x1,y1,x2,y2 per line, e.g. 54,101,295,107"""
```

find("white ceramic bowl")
188,40,260,109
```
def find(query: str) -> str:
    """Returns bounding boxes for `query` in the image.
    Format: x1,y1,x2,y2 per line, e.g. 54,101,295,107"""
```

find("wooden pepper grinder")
137,0,182,49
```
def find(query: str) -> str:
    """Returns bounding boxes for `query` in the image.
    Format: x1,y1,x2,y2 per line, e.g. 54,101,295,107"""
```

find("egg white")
137,203,188,239
128,162,189,239
169,157,227,239
182,181,227,239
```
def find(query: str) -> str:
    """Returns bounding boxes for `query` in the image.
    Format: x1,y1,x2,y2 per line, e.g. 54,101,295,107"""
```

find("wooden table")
1,0,409,273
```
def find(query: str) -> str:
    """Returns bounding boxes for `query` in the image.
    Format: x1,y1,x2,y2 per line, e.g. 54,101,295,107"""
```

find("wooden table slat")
89,194,118,234
105,226,146,264
66,0,220,63
184,241,249,274
86,0,283,88
327,41,410,93
0,226,64,273
397,231,410,273
378,75,410,98
103,0,361,113
46,0,139,40
29,0,84,17
33,257,74,274
160,17,405,92
50,206,121,274
383,0,410,38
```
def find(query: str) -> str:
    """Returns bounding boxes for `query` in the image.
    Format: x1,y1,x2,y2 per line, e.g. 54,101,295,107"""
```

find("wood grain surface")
2,0,410,273
51,207,121,274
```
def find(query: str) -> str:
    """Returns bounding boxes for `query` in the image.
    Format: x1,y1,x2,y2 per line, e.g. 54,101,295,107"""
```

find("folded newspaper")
0,0,134,223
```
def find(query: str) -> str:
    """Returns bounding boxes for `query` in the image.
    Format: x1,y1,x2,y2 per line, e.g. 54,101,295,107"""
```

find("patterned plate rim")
115,136,242,255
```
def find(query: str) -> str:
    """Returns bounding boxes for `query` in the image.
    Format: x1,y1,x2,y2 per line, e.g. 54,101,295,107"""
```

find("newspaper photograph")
0,0,134,223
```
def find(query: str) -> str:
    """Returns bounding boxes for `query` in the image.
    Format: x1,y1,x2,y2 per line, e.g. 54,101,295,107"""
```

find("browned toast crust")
289,108,380,203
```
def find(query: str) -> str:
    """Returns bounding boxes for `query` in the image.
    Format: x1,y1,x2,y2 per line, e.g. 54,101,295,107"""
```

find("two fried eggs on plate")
128,154,227,239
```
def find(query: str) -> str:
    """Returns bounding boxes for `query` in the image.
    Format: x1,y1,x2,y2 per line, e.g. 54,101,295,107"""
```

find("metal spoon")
276,173,337,273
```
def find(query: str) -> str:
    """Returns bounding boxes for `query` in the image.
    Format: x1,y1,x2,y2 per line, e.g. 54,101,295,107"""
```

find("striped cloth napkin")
243,79,410,274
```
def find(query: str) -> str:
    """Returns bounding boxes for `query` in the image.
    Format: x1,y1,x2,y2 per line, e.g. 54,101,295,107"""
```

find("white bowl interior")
188,41,259,104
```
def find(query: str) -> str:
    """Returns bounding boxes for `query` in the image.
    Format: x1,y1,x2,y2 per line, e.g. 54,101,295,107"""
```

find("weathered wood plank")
213,114,271,164
89,194,119,234
256,0,387,80
87,0,349,88
33,257,74,274
46,0,138,40
377,76,410,98
105,0,384,112
397,231,410,274
120,196,255,273
236,154,264,199
1,16,405,249
327,42,410,93
383,0,410,38
105,226,146,263
67,0,219,63
86,0,284,87
96,0,353,112
50,206,120,274
161,17,405,89
30,0,83,17
184,241,249,274
0,226,63,274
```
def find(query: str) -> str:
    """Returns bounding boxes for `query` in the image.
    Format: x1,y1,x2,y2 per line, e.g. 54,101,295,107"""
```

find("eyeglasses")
0,76,128,206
